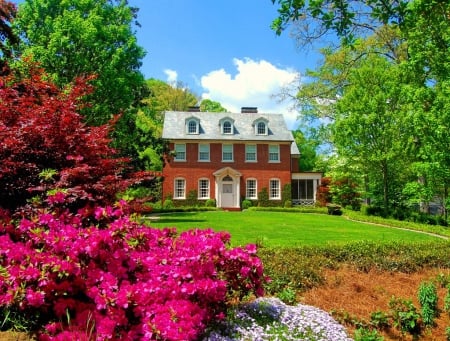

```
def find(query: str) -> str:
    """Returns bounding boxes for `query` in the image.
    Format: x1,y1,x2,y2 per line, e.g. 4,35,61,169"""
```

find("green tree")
271,0,409,43
146,78,199,112
13,0,146,125
332,53,410,213
292,129,318,171
126,79,198,171
200,99,228,112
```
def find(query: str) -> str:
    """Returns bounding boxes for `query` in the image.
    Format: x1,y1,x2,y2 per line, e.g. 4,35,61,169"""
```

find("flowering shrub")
0,63,157,213
204,297,353,340
203,298,352,341
0,197,265,340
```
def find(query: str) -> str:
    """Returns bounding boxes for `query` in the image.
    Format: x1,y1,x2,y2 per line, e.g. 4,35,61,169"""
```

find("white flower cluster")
204,297,353,341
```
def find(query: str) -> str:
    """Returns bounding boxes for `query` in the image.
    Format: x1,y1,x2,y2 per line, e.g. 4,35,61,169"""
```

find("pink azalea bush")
0,195,265,340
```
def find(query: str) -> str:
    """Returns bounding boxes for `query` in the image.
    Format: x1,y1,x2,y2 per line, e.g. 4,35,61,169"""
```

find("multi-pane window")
222,144,233,161
198,179,210,199
187,119,198,134
257,122,266,135
174,143,186,161
245,144,257,162
198,143,210,161
246,179,257,199
268,144,280,162
223,121,232,134
174,178,185,199
269,179,280,199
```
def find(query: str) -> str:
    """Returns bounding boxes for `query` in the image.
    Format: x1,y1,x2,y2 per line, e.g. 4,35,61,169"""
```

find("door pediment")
213,166,242,178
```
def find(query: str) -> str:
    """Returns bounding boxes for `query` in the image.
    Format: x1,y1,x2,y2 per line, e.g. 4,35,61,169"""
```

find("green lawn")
144,210,444,247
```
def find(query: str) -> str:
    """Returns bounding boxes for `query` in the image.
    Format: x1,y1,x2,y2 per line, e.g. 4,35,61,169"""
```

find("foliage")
241,199,252,210
272,0,450,219
0,198,265,340
444,284,450,316
258,247,328,295
353,327,384,341
204,199,216,208
131,78,199,171
331,177,361,210
247,206,328,214
13,0,146,126
162,198,174,210
316,177,332,206
292,129,319,171
281,183,291,208
369,310,389,330
275,288,296,306
185,190,199,207
388,297,421,336
418,281,439,327
271,0,409,44
0,63,154,212
199,99,228,112
144,78,198,113
0,0,18,63
257,188,270,207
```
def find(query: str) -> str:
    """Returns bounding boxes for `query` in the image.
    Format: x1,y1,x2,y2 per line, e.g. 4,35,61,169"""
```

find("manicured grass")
144,210,443,247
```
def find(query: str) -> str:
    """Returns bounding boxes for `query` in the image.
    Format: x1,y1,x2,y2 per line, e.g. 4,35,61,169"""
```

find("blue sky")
13,0,324,129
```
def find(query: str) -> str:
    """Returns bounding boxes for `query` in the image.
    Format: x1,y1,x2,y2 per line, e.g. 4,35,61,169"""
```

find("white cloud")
164,69,178,83
200,58,300,129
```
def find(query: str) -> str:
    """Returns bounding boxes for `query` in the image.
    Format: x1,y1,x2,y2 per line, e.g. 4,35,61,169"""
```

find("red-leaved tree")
0,63,153,212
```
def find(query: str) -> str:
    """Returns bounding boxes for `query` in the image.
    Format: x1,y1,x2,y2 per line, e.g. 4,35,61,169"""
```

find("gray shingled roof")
162,111,300,155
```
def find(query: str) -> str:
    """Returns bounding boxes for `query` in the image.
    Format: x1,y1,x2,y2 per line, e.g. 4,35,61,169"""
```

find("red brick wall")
162,142,293,201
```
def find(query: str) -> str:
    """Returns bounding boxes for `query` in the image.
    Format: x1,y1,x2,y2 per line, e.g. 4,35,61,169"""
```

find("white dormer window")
223,121,232,134
186,117,200,134
219,117,235,135
253,118,269,135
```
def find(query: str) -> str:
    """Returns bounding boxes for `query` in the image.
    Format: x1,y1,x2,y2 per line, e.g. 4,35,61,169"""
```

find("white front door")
221,183,234,207
213,167,241,209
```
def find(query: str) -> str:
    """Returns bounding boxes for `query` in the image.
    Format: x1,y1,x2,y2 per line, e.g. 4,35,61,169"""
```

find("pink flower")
25,289,45,307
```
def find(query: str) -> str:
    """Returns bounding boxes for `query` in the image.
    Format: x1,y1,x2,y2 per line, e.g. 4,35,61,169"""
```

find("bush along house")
161,107,322,210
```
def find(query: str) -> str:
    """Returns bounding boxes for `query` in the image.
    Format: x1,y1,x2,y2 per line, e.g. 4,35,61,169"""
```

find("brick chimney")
241,107,258,113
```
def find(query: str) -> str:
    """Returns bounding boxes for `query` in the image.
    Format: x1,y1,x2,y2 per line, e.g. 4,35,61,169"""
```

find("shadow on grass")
144,212,207,225
153,218,207,224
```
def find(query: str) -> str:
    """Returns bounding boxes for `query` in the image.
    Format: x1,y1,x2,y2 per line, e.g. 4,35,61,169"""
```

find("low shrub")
241,199,252,210
0,195,265,340
205,199,216,208
388,297,421,336
162,198,174,209
418,281,439,327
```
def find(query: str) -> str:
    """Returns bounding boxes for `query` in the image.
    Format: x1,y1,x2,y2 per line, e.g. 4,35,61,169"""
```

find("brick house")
161,107,321,210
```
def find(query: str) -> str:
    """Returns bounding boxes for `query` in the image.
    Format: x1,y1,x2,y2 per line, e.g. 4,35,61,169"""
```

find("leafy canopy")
13,0,146,125
0,62,151,211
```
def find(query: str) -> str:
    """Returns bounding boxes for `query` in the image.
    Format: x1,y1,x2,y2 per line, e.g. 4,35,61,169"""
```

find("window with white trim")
174,143,186,161
223,121,232,134
253,118,269,136
257,122,266,135
245,144,257,162
268,144,280,162
198,143,210,161
198,179,210,199
186,119,199,134
174,178,186,199
222,144,233,162
269,179,280,199
246,179,257,199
